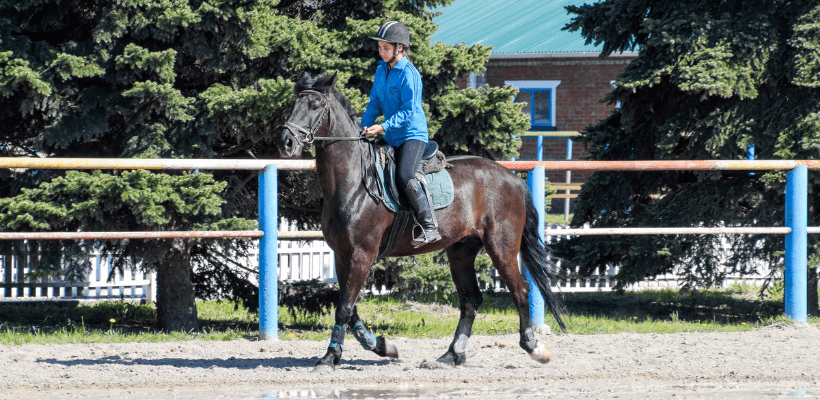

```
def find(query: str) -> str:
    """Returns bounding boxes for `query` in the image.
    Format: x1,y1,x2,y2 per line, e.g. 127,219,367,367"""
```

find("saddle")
362,140,453,258
377,141,449,209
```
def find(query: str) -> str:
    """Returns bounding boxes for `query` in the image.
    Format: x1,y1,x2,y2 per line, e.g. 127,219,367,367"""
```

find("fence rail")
3,223,780,300
499,159,820,171
0,157,815,332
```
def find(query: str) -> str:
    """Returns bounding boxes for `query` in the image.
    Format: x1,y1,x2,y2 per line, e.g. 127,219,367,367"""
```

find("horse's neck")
314,105,367,203
315,142,360,195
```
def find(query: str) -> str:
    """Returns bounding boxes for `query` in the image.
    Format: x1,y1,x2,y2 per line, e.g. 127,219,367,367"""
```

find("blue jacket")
361,57,429,147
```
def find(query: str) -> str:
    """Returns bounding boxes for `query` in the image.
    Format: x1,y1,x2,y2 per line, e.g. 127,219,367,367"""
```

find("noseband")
283,89,365,147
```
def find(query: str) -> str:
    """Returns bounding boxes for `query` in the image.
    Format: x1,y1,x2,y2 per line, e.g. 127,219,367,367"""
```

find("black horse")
277,73,565,372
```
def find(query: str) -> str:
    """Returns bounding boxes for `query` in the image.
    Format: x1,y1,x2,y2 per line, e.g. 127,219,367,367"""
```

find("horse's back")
444,156,529,219
447,156,526,190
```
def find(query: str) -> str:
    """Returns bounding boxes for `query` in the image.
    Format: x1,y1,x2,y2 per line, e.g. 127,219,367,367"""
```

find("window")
505,80,560,131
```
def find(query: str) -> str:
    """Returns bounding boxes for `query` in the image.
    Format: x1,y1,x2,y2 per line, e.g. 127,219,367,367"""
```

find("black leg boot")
404,177,441,246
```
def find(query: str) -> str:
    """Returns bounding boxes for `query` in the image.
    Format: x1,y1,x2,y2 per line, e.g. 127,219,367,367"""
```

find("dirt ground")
1,322,819,399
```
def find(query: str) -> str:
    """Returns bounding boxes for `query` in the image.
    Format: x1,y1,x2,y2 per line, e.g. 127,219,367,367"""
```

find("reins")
283,90,367,146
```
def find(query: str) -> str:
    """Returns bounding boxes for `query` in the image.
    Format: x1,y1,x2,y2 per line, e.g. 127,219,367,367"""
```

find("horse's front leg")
348,307,399,359
313,251,374,373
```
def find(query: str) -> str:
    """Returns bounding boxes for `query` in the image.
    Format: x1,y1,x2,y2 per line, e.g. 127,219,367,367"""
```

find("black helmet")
371,21,410,48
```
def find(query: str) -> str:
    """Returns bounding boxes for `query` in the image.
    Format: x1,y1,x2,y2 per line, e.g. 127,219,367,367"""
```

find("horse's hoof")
312,363,334,373
436,351,466,366
527,342,550,364
375,336,399,359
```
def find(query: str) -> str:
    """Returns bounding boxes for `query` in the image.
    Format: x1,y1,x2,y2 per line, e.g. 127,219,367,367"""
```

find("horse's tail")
520,190,567,332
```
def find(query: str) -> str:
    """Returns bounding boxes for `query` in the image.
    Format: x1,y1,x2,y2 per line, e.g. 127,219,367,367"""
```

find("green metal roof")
430,0,602,54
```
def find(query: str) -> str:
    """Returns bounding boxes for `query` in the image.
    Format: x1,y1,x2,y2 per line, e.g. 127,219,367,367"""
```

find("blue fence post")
564,138,573,222
785,165,808,323
526,166,546,330
258,164,279,339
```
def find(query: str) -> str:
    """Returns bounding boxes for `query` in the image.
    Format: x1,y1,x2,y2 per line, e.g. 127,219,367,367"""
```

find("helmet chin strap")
386,44,402,72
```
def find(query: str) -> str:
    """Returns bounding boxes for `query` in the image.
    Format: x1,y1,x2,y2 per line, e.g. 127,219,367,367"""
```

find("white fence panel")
0,223,777,301
276,240,336,283
0,252,154,301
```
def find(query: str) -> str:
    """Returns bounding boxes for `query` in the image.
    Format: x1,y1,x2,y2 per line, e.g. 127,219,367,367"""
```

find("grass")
545,213,571,226
1,284,817,345
0,300,255,345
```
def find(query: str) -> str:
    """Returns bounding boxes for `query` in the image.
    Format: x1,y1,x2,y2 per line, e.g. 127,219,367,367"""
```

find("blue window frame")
507,80,560,132
515,89,553,131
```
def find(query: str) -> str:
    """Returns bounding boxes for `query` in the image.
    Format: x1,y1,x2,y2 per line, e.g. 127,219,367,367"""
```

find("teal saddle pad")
375,151,455,213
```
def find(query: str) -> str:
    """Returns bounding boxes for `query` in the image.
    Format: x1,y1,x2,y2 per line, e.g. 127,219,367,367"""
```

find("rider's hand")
364,125,384,137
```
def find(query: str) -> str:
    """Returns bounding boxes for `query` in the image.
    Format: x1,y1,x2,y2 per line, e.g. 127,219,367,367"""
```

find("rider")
362,21,441,246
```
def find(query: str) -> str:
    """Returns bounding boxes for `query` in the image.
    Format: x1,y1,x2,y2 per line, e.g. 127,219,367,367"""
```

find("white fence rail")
0,225,776,301
480,225,777,293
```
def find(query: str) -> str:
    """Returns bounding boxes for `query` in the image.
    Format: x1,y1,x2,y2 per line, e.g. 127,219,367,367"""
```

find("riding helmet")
371,21,410,47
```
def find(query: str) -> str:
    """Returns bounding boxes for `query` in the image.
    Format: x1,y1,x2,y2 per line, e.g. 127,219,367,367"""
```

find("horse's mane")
295,73,361,129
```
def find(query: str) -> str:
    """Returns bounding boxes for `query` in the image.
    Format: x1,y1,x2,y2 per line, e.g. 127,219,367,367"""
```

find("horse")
277,72,565,372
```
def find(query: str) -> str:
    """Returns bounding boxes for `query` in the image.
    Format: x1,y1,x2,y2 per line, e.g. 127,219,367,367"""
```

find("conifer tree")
558,0,820,291
0,0,527,328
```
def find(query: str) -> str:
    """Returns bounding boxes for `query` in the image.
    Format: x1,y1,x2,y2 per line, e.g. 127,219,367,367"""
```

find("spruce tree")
557,0,820,292
0,0,528,328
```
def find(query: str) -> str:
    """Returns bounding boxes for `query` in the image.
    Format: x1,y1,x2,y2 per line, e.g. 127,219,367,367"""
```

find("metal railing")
0,158,816,336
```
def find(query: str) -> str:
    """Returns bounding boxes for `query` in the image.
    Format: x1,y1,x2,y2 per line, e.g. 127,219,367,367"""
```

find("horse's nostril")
284,137,293,151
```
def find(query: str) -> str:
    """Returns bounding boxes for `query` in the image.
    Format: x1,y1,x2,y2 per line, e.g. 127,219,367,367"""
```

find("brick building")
431,0,637,215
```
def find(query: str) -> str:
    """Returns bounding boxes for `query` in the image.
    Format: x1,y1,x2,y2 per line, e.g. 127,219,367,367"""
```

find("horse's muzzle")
278,129,302,158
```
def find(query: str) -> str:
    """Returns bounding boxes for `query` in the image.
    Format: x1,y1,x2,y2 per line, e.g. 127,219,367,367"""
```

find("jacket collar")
379,56,408,72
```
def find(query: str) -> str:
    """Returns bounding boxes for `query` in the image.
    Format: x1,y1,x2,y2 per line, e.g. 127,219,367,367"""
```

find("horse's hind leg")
437,240,484,366
484,233,551,364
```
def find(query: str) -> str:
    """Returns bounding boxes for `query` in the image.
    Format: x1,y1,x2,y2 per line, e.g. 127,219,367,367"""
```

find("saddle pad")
375,151,455,213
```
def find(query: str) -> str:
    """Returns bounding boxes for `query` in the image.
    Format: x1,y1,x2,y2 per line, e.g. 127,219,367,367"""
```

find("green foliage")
0,0,527,319
0,0,521,224
278,279,338,319
433,86,528,159
558,0,820,289
0,170,255,288
367,250,454,298
0,300,154,326
397,252,455,294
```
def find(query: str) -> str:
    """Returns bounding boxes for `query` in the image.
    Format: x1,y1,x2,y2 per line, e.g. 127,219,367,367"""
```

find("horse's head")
278,72,339,158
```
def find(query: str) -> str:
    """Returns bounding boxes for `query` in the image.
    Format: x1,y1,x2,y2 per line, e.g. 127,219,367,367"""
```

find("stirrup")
411,225,441,246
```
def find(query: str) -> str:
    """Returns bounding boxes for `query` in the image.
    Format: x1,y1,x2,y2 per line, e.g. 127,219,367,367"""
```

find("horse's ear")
330,72,338,88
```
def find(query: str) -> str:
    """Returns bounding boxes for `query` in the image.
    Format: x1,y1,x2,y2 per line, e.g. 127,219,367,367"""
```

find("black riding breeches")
396,139,426,190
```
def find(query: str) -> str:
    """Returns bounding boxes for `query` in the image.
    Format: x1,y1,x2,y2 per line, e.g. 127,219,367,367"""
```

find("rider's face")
377,42,396,63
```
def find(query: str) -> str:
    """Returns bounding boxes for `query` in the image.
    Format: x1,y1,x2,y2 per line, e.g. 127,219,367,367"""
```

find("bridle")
283,89,365,147
282,88,385,204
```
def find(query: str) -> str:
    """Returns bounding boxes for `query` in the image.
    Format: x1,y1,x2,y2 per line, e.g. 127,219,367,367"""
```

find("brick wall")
478,56,636,213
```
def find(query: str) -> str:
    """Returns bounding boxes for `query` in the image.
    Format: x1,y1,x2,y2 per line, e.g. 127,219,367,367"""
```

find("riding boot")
404,177,441,246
